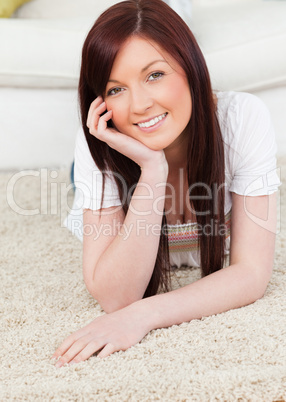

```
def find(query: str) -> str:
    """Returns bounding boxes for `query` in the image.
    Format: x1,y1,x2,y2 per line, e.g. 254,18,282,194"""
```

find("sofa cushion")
0,17,93,87
0,0,31,18
1,0,286,91
192,0,286,91
13,0,192,21
0,0,193,89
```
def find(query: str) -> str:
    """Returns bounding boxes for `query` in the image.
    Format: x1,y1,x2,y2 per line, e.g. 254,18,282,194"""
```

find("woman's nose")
130,88,153,114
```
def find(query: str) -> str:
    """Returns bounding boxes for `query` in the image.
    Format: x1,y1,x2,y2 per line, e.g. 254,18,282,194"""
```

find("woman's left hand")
51,303,150,367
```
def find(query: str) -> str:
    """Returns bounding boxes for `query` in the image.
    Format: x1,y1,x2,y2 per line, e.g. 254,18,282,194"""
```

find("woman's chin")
139,140,165,151
149,144,164,151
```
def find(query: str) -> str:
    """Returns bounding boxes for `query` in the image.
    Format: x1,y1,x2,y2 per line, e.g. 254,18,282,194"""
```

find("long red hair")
78,0,226,297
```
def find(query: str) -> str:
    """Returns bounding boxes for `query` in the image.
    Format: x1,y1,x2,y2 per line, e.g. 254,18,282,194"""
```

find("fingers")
51,324,90,360
88,101,107,134
53,336,106,368
51,328,121,367
51,333,77,360
86,96,103,129
87,97,114,142
97,110,113,138
97,343,117,359
69,340,112,365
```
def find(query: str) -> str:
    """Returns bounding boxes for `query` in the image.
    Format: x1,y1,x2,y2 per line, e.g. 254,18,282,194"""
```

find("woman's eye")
108,87,124,96
148,72,163,81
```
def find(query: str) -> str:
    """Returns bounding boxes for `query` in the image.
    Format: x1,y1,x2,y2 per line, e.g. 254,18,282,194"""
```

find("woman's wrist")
140,161,168,182
140,152,168,179
128,292,184,334
126,297,158,334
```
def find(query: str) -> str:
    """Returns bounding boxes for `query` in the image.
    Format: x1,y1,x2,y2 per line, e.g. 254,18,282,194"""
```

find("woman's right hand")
86,97,168,175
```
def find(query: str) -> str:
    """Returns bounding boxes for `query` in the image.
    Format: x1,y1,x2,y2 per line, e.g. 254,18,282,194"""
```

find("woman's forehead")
110,36,180,75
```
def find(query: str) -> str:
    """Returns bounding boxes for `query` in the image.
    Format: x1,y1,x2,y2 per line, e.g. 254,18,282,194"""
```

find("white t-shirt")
65,91,281,267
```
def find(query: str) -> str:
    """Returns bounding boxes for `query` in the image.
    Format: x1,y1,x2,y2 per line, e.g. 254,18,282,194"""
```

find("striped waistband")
167,210,231,253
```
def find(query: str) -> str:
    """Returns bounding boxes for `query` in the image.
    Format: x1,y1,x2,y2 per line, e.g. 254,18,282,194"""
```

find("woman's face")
104,36,192,151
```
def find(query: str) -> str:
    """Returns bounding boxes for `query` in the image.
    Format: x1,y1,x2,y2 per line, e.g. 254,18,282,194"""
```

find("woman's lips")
135,112,168,132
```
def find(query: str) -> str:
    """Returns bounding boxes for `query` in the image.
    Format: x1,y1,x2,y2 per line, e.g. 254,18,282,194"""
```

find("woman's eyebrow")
108,59,168,83
141,59,168,72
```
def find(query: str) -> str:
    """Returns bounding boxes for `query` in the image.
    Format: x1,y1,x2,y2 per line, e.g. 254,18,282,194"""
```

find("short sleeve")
73,127,122,211
228,93,281,196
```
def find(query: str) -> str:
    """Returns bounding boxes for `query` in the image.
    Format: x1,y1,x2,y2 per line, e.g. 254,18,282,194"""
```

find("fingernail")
55,361,63,368
69,361,76,366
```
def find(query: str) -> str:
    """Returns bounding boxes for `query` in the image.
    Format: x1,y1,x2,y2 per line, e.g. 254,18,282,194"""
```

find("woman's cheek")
107,102,128,132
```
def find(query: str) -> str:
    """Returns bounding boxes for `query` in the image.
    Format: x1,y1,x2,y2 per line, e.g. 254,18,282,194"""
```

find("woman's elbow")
95,294,139,314
248,262,273,302
84,280,140,313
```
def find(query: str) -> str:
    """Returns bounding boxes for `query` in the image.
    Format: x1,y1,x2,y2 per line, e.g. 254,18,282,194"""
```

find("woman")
52,0,280,367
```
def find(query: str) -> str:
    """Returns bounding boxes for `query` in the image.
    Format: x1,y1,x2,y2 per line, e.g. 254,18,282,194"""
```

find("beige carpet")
1,158,286,402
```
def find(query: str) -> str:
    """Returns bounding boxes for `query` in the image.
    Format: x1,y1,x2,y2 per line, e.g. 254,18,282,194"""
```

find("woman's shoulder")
216,91,279,196
215,90,272,146
215,90,267,121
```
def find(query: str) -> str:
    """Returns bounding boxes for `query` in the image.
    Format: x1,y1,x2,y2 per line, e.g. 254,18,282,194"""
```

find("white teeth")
138,113,167,128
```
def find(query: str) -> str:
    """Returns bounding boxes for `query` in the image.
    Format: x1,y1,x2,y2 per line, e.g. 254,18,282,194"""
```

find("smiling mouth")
136,113,168,128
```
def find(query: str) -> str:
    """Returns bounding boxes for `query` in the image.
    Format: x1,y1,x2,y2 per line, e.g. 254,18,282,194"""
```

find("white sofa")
0,0,285,170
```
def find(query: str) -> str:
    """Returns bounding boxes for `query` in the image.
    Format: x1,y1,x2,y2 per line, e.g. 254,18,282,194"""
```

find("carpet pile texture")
1,158,286,401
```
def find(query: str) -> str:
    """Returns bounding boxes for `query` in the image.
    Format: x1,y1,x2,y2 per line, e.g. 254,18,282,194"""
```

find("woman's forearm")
52,261,272,367
89,166,168,312
132,262,272,332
